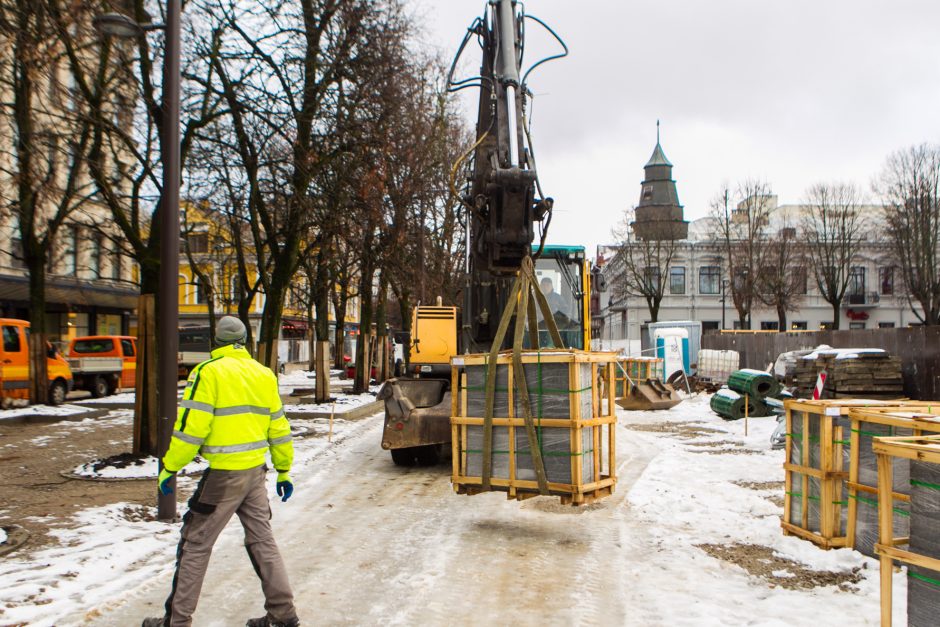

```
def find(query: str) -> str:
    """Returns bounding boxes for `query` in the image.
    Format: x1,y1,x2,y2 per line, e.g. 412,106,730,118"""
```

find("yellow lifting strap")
481,256,564,494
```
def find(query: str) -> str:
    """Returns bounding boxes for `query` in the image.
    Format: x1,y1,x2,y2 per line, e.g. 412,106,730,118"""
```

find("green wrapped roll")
728,369,781,399
711,389,761,420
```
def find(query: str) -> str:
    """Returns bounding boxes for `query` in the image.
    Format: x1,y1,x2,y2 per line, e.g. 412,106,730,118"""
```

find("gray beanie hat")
215,316,247,346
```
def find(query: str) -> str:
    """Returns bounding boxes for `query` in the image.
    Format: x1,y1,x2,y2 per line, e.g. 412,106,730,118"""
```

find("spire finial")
656,119,660,144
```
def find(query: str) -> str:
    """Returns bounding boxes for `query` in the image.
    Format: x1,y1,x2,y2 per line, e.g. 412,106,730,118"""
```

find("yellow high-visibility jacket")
163,344,293,473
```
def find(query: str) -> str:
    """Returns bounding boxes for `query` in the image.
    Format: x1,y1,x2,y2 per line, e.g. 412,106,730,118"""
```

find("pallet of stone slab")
845,407,940,559
871,434,940,627
450,349,618,506
781,399,933,549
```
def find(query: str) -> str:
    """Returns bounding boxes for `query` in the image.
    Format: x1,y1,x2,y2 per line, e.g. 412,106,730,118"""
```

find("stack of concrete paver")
794,349,903,400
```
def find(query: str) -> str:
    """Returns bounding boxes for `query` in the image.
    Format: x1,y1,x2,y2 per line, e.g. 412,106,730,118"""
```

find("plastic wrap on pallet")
908,460,940,627
465,426,512,479
855,421,913,493
514,427,594,485
466,364,511,417
853,493,909,558
464,425,593,485
788,413,821,531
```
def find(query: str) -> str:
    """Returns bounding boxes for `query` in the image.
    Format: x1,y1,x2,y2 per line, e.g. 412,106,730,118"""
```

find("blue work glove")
276,472,293,502
158,468,176,495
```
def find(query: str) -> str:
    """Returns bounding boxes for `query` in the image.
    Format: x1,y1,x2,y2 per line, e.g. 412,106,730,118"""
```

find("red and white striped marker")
813,371,827,400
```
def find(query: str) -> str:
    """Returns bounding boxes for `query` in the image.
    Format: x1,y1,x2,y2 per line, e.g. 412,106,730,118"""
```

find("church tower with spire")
631,122,689,241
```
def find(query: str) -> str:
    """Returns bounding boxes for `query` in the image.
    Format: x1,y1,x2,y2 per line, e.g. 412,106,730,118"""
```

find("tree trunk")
27,261,49,405
257,276,289,372
776,304,787,332
831,301,841,330
307,299,316,371
133,260,161,455
375,271,389,381
313,252,332,402
354,265,374,394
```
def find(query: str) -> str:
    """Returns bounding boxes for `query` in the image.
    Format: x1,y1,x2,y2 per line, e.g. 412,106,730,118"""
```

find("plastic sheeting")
465,361,592,420
852,421,912,558
908,461,940,627
464,425,594,485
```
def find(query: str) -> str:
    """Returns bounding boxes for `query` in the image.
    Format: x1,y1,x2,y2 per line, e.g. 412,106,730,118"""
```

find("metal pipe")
157,0,181,522
506,84,519,167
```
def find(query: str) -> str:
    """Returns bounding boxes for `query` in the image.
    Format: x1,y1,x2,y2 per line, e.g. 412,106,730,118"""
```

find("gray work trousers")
163,465,297,627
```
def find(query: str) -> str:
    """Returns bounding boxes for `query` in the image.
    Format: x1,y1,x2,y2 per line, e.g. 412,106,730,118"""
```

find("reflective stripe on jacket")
163,343,293,472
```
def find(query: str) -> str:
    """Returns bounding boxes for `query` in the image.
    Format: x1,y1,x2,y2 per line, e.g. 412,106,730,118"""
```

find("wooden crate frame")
846,408,940,555
614,357,663,399
450,349,618,506
782,400,934,549
872,434,940,627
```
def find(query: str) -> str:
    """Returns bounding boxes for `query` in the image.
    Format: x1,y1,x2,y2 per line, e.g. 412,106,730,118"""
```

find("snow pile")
801,347,886,360
290,391,378,414
0,403,90,421
70,454,209,479
75,392,136,405
0,527,6,544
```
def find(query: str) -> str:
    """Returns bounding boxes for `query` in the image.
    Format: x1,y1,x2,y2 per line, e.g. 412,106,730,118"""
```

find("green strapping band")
848,493,910,517
833,439,851,445
464,385,592,394
785,491,819,502
463,448,594,458
909,571,940,588
852,428,888,438
910,479,940,492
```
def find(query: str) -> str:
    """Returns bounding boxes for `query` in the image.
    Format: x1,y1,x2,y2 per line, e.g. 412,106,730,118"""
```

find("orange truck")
0,318,73,405
66,335,137,397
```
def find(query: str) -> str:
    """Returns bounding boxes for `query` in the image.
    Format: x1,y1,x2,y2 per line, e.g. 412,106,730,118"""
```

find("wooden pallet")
872,434,940,627
845,407,940,558
450,349,618,506
781,399,933,549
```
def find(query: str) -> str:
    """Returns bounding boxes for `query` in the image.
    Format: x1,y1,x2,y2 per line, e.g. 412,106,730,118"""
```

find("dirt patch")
0,412,196,555
623,422,724,439
697,542,864,591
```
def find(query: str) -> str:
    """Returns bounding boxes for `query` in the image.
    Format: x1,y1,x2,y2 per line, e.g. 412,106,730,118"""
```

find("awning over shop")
0,275,139,310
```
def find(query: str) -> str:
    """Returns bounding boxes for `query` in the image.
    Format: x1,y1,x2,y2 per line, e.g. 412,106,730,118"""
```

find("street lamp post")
95,3,181,521
721,278,729,330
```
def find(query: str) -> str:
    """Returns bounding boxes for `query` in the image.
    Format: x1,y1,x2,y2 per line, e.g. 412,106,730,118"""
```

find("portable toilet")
654,327,689,379
642,320,702,374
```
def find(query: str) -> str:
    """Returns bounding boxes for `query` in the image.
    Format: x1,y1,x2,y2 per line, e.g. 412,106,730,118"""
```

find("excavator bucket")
378,378,452,459
616,377,682,411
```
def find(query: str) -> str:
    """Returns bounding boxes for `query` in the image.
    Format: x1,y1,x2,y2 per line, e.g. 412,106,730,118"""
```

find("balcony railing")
844,292,880,307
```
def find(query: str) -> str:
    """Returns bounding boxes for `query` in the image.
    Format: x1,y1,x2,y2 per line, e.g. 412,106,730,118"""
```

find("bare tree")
876,143,940,326
610,208,681,323
710,180,775,329
756,212,806,330
0,0,107,404
801,182,868,330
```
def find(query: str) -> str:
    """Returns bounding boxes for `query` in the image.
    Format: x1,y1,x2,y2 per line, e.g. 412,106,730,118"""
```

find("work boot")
141,619,167,627
246,616,300,627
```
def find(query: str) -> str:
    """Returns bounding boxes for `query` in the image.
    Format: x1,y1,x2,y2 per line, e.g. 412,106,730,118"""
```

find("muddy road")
80,417,661,626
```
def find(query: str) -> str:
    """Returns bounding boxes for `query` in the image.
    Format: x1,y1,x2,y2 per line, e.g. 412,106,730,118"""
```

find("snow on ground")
0,527,6,544
0,410,378,626
0,394,910,625
74,392,136,405
0,403,90,421
70,455,210,480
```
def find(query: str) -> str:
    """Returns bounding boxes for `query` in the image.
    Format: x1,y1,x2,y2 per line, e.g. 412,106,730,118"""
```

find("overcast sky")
410,0,940,258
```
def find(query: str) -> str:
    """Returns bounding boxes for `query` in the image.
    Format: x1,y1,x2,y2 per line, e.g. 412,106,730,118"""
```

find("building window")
186,232,209,254
879,267,895,296
702,321,720,332
669,267,686,295
850,322,866,330
643,266,660,291
849,266,866,296
791,321,808,330
195,275,209,305
878,322,896,329
820,321,834,330
62,227,78,275
89,235,101,279
699,266,720,294
10,238,25,269
111,251,122,280
760,321,779,331
642,185,653,200
794,268,808,295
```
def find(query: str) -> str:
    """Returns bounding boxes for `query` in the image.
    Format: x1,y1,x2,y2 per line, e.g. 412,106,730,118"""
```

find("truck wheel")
91,376,109,398
390,448,416,467
416,444,442,467
48,380,67,406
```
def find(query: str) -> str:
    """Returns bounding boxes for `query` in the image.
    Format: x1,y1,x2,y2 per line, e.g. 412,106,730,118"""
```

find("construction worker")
142,316,299,627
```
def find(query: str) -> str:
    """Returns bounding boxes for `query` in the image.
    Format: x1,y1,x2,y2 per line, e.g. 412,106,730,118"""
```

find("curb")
0,525,29,557
285,400,383,421
0,407,109,425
